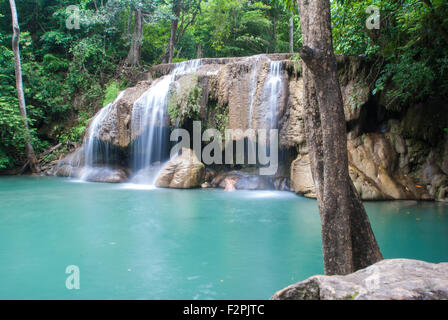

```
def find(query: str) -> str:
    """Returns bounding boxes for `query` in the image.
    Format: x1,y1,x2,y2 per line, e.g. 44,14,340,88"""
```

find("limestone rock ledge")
271,259,448,300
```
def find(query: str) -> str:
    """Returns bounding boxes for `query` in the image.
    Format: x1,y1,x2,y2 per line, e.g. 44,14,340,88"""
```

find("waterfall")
264,61,283,129
130,59,202,184
80,91,125,180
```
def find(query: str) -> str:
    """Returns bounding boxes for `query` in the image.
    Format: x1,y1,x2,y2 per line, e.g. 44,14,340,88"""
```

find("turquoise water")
0,176,447,300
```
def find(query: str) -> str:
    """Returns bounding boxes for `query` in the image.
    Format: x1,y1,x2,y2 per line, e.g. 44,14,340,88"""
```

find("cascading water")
80,91,125,180
264,61,284,129
130,59,202,184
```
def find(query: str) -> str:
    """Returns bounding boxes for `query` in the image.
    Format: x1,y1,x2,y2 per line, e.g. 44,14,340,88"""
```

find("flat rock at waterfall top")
271,259,448,300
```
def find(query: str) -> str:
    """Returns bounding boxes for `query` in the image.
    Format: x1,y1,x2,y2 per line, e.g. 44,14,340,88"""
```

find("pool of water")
0,176,447,300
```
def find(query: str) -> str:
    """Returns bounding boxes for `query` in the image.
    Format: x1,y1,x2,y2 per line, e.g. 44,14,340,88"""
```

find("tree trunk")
125,9,143,67
197,43,202,59
289,16,294,53
164,0,181,64
9,0,39,174
297,0,382,275
272,15,277,53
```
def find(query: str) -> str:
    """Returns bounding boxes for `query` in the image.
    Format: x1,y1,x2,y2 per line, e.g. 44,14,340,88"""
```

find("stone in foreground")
156,148,205,189
271,259,448,300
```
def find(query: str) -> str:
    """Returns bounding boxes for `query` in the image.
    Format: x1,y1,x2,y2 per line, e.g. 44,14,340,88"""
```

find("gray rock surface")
271,259,448,300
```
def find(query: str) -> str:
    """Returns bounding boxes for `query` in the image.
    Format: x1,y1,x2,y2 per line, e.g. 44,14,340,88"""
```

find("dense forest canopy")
0,0,447,169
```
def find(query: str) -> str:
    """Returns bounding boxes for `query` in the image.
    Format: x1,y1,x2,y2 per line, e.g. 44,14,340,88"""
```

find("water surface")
0,177,447,299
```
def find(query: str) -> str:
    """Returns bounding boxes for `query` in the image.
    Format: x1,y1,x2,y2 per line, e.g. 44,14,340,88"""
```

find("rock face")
52,54,448,197
284,57,448,201
90,81,153,148
271,259,448,300
156,148,205,189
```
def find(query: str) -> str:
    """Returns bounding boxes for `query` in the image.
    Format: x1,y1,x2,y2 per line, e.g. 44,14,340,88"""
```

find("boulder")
55,164,81,178
271,259,448,300
156,148,205,189
54,148,85,178
290,155,316,198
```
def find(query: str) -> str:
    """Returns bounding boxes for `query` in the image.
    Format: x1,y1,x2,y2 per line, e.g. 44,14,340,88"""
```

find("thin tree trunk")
9,0,39,174
127,9,133,38
297,0,382,275
125,9,143,67
289,16,294,53
272,15,277,53
165,0,181,64
197,43,202,59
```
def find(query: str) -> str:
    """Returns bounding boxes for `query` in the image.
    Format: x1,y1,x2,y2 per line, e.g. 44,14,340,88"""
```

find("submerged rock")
271,259,448,300
156,148,205,189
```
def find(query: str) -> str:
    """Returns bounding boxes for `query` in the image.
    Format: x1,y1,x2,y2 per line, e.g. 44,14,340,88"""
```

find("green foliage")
0,0,446,169
103,81,121,107
168,77,203,126
330,0,448,110
193,0,294,57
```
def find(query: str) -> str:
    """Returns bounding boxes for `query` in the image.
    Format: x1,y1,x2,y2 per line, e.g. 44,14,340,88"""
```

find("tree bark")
197,43,202,59
289,16,294,53
297,0,382,275
125,9,143,67
272,15,277,53
164,0,181,64
9,0,39,174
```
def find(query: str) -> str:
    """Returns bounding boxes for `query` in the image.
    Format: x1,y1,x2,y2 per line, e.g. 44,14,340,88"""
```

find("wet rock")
81,167,128,183
290,155,316,198
205,168,217,183
211,171,275,191
271,259,448,300
54,148,85,178
156,148,205,189
89,81,153,148
274,177,290,192
201,182,212,189
55,164,81,178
